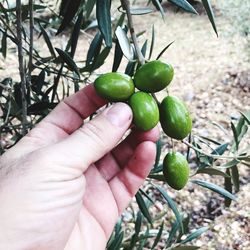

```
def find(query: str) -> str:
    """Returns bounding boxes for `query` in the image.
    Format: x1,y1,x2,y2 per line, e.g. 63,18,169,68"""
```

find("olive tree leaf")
39,24,56,57
156,40,174,59
115,26,134,61
240,110,250,125
148,25,155,60
70,10,83,58
231,121,239,151
172,246,200,250
55,48,80,77
86,32,103,66
192,179,236,201
151,222,164,249
201,0,218,36
166,215,184,247
196,167,230,178
1,29,7,58
168,0,198,14
179,227,208,244
57,0,81,35
86,0,96,18
107,231,124,250
231,165,240,192
148,174,165,181
129,212,142,249
135,192,152,224
156,186,183,232
112,39,123,72
96,0,112,47
224,169,232,207
151,0,165,20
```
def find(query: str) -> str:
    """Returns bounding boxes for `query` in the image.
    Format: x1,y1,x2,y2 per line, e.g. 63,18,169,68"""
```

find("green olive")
129,92,159,131
160,96,192,140
94,72,135,101
134,60,174,93
163,152,190,190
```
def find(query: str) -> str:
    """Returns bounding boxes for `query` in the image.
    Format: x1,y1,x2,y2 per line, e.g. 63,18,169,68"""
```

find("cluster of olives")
94,60,192,190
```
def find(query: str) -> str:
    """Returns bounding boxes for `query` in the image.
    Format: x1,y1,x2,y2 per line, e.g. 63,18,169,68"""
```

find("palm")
10,85,158,250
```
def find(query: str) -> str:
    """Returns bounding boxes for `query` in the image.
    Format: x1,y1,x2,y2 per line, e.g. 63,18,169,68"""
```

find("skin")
0,84,159,250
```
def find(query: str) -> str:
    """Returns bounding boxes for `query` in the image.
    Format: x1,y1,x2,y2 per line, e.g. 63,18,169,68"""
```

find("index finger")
42,84,107,135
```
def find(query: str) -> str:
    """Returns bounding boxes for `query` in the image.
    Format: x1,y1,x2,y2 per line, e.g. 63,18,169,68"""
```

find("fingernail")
106,103,132,127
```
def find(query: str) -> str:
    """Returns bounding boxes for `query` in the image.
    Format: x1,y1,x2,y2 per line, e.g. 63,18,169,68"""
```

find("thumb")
42,102,132,173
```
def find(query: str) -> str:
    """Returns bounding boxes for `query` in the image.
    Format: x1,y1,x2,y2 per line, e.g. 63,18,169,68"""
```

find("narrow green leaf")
151,222,164,249
108,231,124,250
92,47,111,70
148,174,165,181
231,165,239,192
154,139,162,168
172,246,200,250
192,179,236,201
180,227,208,244
86,32,103,66
119,6,154,15
138,227,150,250
39,24,56,57
125,61,137,76
141,40,148,57
112,39,123,72
198,135,221,145
240,111,250,125
57,0,81,35
166,216,183,247
115,26,134,61
224,169,232,207
86,0,96,18
34,68,46,93
156,186,183,232
55,48,79,76
139,189,154,204
135,192,152,224
156,40,174,60
152,0,165,20
220,159,240,169
1,29,7,58
168,0,198,14
196,167,230,178
201,0,218,36
129,212,142,249
148,25,155,60
96,0,112,47
231,121,239,151
211,143,228,156
70,10,83,58
177,215,190,241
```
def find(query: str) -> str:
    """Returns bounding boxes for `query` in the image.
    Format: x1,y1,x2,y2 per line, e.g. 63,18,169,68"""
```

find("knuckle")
79,121,107,149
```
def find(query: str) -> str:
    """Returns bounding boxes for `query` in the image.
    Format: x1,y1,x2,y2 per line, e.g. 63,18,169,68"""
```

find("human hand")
0,84,159,250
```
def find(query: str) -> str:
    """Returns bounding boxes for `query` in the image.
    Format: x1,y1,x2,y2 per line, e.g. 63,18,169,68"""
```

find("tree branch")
121,0,145,65
16,0,28,135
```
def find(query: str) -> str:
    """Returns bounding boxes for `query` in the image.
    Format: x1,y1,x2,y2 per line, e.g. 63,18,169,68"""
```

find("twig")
121,0,145,65
120,0,162,105
182,140,247,160
16,0,28,135
28,0,34,78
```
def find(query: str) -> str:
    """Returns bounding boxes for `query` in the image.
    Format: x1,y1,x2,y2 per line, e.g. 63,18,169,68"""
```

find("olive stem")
121,0,162,106
182,140,247,160
120,0,145,65
171,138,175,153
